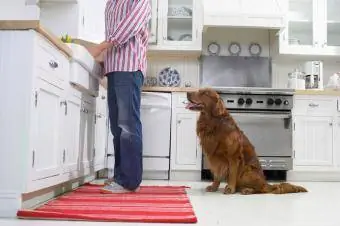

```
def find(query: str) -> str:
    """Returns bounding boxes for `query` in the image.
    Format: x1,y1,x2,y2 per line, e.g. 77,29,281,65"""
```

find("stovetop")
211,87,295,111
211,86,295,96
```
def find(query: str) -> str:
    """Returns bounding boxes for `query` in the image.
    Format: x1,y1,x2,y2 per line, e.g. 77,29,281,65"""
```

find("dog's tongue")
185,102,196,109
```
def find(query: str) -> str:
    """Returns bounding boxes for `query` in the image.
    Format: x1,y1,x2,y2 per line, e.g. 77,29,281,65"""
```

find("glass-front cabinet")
325,0,340,47
158,0,201,49
280,0,340,55
287,0,315,47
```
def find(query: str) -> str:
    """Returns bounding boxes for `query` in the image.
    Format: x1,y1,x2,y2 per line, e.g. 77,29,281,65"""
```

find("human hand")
87,45,104,57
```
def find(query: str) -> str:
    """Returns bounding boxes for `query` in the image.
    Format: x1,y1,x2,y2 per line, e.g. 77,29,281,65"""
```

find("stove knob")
275,99,282,105
267,98,274,105
245,98,253,105
238,98,245,105
283,100,289,105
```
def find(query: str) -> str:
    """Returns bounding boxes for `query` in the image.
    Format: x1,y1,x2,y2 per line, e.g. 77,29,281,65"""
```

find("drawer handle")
182,100,189,104
308,103,319,107
49,60,59,69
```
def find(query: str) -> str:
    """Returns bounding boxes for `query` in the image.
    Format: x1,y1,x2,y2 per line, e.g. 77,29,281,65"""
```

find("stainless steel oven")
202,87,294,172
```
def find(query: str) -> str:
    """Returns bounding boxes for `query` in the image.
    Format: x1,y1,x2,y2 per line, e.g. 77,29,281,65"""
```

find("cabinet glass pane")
148,0,153,33
326,0,340,46
167,0,193,42
287,0,313,46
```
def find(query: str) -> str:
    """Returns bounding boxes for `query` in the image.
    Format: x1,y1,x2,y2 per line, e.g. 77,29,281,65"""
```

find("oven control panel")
220,94,294,110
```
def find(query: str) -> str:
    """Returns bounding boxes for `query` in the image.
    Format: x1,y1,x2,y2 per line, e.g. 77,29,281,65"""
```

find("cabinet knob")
177,120,181,124
182,100,189,104
49,60,58,69
330,122,333,126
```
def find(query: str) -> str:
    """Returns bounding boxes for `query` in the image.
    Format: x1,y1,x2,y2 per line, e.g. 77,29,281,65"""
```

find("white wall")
0,0,40,20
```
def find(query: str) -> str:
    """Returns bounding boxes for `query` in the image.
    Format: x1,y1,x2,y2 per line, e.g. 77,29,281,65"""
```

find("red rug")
17,183,197,223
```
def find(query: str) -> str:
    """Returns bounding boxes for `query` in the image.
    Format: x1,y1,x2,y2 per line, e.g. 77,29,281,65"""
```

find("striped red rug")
17,183,197,223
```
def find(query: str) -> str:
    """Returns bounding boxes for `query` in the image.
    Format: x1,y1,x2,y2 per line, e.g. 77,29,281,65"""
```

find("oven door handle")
231,113,291,119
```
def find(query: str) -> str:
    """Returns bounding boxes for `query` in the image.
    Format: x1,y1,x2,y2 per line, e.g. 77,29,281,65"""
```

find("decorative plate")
207,42,221,55
158,67,181,87
228,42,241,56
249,42,262,57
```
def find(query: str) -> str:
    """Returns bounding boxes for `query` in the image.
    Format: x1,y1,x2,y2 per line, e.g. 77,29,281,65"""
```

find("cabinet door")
80,0,106,43
63,94,81,174
284,0,318,48
79,102,95,170
31,79,63,181
173,113,199,169
149,0,158,44
160,0,197,47
335,116,340,168
324,0,340,52
94,113,108,171
293,116,334,167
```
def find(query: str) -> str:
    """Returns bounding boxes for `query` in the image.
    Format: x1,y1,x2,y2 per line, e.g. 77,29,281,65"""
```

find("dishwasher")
141,92,172,180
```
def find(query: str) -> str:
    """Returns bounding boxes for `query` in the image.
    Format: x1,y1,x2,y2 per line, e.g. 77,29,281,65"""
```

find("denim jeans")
107,71,143,190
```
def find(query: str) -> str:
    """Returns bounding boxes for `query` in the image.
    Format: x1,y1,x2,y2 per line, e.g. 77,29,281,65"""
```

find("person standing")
90,0,151,193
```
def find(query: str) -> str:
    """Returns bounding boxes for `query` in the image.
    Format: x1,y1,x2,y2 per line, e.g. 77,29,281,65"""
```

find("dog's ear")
212,99,224,116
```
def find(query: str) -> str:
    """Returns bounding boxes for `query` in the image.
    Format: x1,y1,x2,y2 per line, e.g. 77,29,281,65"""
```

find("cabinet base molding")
0,174,95,218
170,170,201,181
287,170,340,182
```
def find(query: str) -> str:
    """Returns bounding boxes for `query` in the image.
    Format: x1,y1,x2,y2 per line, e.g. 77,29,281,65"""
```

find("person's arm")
106,0,151,45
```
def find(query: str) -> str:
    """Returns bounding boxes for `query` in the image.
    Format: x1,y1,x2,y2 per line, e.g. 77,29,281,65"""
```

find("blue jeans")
107,71,143,190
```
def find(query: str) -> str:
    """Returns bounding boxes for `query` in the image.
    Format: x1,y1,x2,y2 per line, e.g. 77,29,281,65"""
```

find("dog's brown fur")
186,88,307,195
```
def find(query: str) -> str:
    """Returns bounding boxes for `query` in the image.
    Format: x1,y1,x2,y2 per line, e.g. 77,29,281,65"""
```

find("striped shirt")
104,0,151,76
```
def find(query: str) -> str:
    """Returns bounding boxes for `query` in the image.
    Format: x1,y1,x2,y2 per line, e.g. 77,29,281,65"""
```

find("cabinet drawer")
34,34,69,88
69,62,99,96
172,92,190,108
294,96,337,116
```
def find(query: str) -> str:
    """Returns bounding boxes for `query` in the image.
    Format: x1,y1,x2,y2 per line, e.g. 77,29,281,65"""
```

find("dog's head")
186,88,225,116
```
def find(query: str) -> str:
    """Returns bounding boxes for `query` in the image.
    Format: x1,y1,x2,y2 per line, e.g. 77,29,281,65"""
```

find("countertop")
295,89,340,96
0,20,72,57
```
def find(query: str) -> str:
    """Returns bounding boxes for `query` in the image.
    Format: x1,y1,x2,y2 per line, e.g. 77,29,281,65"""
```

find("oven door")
230,111,292,157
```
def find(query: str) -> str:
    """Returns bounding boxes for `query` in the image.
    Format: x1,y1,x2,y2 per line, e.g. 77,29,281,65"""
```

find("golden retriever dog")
186,88,307,195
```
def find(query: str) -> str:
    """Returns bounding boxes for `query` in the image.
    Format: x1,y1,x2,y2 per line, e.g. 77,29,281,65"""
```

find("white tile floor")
0,181,339,226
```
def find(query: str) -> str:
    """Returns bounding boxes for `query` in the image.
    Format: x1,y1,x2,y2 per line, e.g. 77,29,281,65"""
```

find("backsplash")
147,56,200,88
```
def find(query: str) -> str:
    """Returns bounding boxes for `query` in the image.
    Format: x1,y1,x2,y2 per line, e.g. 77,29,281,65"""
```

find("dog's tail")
262,182,307,194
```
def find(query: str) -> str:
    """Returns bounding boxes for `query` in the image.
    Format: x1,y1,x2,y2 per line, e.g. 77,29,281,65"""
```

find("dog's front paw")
206,185,219,192
223,185,236,194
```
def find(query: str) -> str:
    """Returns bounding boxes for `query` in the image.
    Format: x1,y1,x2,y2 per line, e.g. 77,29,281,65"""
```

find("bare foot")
206,184,219,192
240,188,255,195
224,185,236,194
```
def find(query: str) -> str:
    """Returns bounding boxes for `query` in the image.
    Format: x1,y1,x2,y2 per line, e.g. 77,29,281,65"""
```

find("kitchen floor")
0,180,339,226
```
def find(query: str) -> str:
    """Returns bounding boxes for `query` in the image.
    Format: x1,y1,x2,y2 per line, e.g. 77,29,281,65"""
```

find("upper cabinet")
203,0,287,30
149,0,158,44
278,0,340,56
39,0,106,43
149,0,202,52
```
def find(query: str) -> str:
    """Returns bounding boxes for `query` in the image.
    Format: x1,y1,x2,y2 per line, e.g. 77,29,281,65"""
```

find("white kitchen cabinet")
203,0,287,30
335,116,340,168
153,0,202,51
174,113,199,166
170,93,202,180
293,116,334,167
39,0,106,43
79,98,95,170
149,0,158,44
0,29,106,217
292,95,340,174
94,88,108,171
31,78,64,181
62,88,82,174
278,0,340,56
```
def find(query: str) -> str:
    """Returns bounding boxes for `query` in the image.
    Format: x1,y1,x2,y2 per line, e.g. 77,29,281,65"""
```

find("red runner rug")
17,183,197,223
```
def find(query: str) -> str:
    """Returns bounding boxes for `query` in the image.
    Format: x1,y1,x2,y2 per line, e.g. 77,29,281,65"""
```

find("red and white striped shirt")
104,0,151,76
